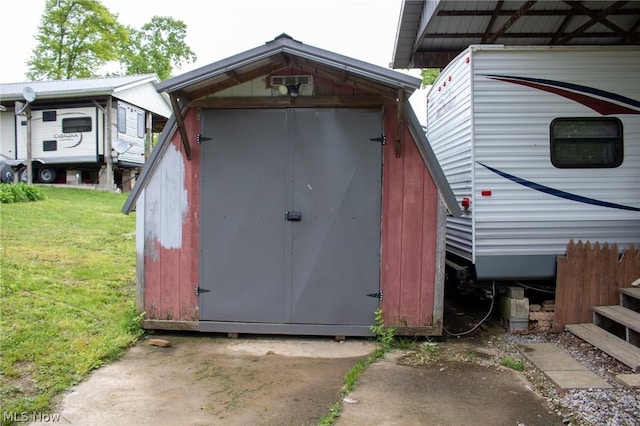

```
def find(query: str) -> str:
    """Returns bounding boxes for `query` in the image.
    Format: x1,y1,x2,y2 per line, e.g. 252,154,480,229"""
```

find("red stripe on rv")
488,77,640,115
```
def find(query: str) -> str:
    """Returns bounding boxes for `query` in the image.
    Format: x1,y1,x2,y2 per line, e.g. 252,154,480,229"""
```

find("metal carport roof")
0,74,172,118
392,0,640,69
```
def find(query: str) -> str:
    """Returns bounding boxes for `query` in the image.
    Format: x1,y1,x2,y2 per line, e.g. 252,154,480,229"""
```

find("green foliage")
501,355,526,371
318,403,342,426
0,187,140,422
27,0,128,80
370,308,397,352
27,2,195,81
318,309,400,425
0,183,45,203
317,354,378,426
409,341,440,364
420,68,440,87
120,16,197,80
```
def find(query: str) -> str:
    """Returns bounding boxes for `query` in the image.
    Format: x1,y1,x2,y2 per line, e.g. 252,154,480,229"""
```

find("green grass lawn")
0,187,142,423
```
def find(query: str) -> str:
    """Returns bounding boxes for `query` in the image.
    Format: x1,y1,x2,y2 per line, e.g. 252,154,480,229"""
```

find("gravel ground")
402,329,638,425
491,330,639,426
438,294,639,426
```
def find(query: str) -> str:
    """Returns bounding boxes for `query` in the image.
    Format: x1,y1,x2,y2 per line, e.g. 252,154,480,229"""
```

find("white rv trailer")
4,101,146,183
0,75,172,188
426,45,640,283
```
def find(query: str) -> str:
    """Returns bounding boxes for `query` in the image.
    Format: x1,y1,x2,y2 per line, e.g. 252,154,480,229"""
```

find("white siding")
114,101,146,165
428,45,640,266
142,143,187,261
426,50,474,261
115,81,171,118
471,47,640,257
15,107,99,164
0,110,16,160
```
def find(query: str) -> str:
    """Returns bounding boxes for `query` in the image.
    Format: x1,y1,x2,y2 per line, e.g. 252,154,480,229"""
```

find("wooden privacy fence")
553,240,640,332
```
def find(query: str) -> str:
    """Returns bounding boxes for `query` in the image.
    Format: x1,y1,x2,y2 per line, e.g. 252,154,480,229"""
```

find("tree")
120,16,196,80
420,68,440,87
27,0,128,80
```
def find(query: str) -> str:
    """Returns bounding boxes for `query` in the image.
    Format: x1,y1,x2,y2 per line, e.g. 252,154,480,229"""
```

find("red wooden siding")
142,103,443,333
381,104,440,332
144,109,200,321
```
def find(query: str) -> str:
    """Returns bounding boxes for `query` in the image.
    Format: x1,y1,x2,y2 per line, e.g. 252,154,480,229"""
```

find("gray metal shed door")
200,109,381,326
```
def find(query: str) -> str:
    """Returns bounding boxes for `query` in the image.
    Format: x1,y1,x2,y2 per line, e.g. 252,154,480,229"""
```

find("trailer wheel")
17,167,28,183
38,167,57,183
0,164,14,183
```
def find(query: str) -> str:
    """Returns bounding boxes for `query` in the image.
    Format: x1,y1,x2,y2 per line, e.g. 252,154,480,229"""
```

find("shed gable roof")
157,34,421,101
123,35,461,217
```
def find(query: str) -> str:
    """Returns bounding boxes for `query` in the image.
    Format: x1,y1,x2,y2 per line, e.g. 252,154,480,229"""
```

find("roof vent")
270,33,300,43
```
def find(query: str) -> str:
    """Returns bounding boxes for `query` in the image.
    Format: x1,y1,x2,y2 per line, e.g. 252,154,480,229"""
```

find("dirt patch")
32,334,375,426
1,361,38,401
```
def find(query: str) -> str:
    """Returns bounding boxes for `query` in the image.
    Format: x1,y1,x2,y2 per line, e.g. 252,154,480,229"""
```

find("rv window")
550,118,623,168
42,111,57,122
62,117,91,133
43,140,57,151
117,107,126,133
137,113,145,138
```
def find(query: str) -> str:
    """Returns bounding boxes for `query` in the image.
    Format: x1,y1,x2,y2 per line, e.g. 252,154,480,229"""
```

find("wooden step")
566,323,640,370
620,287,640,312
593,305,640,346
593,305,640,333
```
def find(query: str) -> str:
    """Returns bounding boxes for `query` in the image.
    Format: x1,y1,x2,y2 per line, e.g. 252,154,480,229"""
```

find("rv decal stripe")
66,133,83,148
478,162,640,212
485,75,640,115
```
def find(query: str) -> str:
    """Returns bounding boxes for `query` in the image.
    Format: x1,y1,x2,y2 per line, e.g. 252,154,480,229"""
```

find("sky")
0,0,412,82
0,0,427,121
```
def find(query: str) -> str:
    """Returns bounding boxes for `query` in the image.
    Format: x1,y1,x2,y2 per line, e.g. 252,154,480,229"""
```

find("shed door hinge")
195,285,210,296
196,134,211,144
367,290,383,301
369,135,386,145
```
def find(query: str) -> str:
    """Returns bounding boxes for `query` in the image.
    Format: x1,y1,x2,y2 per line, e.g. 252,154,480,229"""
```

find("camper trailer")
0,75,172,189
2,101,146,184
426,45,640,289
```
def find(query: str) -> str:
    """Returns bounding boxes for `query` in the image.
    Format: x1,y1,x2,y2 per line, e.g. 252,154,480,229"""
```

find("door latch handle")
285,211,302,221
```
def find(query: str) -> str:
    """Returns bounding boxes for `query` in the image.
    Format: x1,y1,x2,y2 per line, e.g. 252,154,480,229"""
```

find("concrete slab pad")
224,336,376,358
518,343,588,371
28,335,375,426
517,343,612,389
337,351,563,426
545,370,613,389
616,374,640,388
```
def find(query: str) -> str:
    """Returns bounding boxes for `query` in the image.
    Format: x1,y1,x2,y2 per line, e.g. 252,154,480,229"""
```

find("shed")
123,34,462,336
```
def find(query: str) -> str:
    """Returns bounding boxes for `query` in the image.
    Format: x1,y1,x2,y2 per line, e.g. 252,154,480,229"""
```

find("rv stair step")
565,323,640,370
593,305,640,346
620,287,640,312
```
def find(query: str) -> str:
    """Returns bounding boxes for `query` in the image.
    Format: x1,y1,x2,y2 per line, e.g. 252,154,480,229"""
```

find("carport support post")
26,105,33,184
145,111,152,159
92,99,114,191
105,97,114,191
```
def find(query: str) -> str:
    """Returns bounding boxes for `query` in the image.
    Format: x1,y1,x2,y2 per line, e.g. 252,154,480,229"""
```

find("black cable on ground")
443,281,496,337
